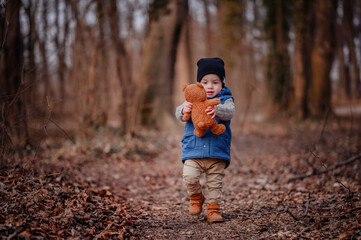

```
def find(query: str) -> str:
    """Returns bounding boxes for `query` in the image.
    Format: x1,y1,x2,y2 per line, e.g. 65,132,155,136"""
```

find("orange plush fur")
182,83,226,137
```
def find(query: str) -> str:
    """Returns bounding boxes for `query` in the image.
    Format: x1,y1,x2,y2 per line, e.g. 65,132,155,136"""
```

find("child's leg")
205,159,226,223
205,159,226,204
183,159,205,215
183,159,203,195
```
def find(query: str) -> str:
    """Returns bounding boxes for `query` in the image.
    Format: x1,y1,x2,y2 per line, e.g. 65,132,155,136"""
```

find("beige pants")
183,158,226,204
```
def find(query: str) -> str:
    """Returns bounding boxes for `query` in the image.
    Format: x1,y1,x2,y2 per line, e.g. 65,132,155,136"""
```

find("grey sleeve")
175,101,186,121
176,99,235,122
216,98,235,121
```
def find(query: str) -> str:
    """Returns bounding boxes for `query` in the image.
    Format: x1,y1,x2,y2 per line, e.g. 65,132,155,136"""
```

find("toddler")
175,57,235,223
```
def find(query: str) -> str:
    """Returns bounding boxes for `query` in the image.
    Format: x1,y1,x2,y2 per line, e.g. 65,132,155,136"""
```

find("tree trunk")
183,0,192,83
69,1,102,138
217,0,247,124
293,0,313,119
0,0,29,151
137,0,188,130
218,0,245,53
39,0,52,102
22,0,37,119
343,0,361,98
96,0,109,126
310,0,336,117
202,0,213,56
55,0,69,112
336,8,351,100
264,0,292,114
108,0,132,135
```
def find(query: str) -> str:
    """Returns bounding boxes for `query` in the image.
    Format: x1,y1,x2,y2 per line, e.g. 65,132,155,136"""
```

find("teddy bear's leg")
209,123,226,135
194,128,206,137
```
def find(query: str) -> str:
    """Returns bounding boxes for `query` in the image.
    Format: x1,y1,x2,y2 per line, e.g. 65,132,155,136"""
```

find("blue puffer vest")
181,86,233,168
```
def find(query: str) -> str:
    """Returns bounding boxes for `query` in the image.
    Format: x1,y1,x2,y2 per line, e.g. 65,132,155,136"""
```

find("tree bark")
137,0,188,130
336,9,351,100
264,0,292,114
0,0,29,151
293,0,313,119
310,0,336,117
22,0,37,122
69,0,103,138
95,0,108,126
202,0,213,56
108,0,132,135
55,0,69,112
343,0,361,98
38,0,53,102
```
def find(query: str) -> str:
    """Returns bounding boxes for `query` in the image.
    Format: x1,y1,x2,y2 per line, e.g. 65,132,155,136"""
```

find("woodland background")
0,0,361,239
1,0,361,145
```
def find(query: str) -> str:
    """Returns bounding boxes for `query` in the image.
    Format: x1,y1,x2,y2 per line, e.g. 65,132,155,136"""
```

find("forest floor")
1,118,361,239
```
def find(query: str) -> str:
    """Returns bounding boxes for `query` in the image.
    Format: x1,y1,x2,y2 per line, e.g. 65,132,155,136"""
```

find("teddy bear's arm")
206,98,221,107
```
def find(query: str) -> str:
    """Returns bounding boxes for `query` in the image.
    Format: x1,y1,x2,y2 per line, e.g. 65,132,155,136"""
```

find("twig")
304,146,318,174
43,96,52,138
288,154,361,182
45,118,75,144
312,149,353,197
295,227,310,239
42,96,74,143
284,193,311,221
0,76,36,97
30,96,53,163
318,107,330,142
285,207,298,221
30,96,74,168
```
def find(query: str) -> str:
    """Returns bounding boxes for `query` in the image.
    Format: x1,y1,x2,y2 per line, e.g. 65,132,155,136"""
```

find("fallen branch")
288,154,361,182
310,149,352,197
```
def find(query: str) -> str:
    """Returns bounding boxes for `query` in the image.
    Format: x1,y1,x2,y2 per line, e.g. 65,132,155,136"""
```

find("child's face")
200,74,223,98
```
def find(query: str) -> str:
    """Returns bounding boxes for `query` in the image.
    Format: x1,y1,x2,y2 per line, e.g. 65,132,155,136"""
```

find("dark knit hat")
197,57,226,86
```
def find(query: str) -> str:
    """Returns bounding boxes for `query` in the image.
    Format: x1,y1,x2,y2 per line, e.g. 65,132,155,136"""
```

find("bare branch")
288,154,361,182
318,107,330,141
45,118,75,144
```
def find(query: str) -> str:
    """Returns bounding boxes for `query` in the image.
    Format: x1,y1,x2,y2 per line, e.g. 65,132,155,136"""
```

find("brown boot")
188,193,204,215
206,203,224,223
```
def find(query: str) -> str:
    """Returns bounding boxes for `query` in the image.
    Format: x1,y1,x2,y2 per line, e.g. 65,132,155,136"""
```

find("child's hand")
183,102,193,114
205,106,218,119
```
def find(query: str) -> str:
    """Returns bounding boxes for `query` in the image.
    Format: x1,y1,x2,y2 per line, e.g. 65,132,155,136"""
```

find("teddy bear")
182,83,226,137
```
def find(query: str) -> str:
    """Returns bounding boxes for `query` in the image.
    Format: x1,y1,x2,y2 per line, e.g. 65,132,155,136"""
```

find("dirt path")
2,121,360,239
88,123,361,239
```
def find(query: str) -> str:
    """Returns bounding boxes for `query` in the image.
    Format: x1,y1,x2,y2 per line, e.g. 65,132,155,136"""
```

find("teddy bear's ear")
196,82,204,88
182,84,188,92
